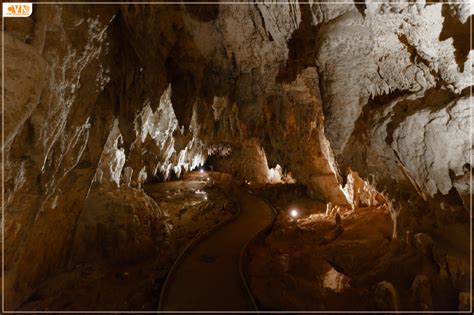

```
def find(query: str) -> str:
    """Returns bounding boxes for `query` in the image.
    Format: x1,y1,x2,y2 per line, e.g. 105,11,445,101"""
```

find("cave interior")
2,1,473,312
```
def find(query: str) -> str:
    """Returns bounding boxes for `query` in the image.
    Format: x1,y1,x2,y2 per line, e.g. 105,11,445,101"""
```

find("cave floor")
17,172,237,311
159,185,275,311
243,186,465,311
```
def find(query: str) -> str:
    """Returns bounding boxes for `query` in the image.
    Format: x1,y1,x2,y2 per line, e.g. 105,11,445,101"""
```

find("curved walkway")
159,185,275,311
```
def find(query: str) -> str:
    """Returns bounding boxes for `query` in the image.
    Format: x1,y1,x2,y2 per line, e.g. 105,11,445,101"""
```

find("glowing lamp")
200,169,204,173
290,209,298,218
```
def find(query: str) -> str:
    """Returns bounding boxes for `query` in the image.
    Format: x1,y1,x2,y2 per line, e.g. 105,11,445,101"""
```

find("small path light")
290,209,298,221
200,169,205,174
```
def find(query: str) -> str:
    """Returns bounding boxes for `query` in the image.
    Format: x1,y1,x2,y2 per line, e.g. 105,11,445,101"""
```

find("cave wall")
3,5,121,308
311,2,472,236
176,4,349,202
3,2,471,309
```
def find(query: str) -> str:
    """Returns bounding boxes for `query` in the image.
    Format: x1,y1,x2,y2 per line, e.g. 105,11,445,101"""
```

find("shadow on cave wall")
439,4,473,72
276,3,318,83
185,3,219,22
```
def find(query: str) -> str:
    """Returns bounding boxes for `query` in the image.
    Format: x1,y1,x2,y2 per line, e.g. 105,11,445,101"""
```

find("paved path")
159,186,274,311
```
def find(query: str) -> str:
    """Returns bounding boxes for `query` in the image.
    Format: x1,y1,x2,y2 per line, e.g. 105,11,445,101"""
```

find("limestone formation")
2,2,471,312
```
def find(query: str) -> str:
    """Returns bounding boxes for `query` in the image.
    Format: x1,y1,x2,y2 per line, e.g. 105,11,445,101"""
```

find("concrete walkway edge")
238,192,278,312
158,184,244,311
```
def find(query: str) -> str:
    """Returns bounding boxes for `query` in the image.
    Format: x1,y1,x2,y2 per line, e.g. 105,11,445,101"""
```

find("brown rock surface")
3,2,471,311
